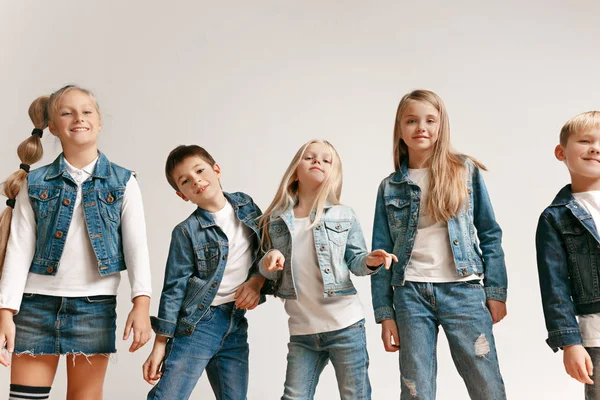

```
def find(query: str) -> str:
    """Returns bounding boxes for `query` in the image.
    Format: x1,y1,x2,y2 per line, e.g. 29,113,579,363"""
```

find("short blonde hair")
560,111,600,146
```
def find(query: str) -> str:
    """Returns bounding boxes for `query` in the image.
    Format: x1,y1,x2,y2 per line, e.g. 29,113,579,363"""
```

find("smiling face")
399,100,440,163
295,142,333,189
172,155,223,208
48,89,101,152
556,128,600,188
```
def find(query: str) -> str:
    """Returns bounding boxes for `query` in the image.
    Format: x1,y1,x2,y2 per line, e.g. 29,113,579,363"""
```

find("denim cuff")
546,328,583,352
374,306,396,323
484,286,507,302
150,316,176,338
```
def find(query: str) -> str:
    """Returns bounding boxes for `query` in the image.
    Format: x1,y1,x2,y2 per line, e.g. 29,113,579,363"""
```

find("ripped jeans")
393,281,506,400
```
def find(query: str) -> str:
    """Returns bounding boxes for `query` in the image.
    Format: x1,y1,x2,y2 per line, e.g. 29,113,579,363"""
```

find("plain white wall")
1,0,599,398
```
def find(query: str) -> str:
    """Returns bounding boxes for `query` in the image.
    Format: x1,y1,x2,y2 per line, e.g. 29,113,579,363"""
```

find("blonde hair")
258,139,343,251
0,85,99,277
560,111,600,146
393,89,485,222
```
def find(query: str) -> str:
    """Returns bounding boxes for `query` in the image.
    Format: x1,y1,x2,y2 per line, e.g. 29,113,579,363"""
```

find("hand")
486,299,507,324
263,250,285,272
124,296,152,352
234,276,264,310
564,344,594,385
143,336,168,385
366,249,398,270
0,309,15,367
381,319,400,352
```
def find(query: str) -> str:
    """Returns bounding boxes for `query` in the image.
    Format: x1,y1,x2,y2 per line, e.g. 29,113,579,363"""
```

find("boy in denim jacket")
143,145,269,400
537,111,600,399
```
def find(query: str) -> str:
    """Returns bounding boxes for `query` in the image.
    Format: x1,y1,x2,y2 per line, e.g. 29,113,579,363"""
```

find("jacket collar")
46,151,111,180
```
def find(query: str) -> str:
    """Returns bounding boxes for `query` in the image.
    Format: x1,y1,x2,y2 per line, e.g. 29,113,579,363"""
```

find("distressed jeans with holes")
393,282,506,400
147,302,248,400
281,319,371,400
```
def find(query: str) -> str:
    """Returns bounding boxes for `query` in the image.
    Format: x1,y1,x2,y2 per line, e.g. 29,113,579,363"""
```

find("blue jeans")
394,282,506,400
147,302,248,400
586,347,600,400
282,319,371,400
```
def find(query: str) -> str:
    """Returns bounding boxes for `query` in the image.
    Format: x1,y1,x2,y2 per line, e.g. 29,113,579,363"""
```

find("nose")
75,112,85,122
589,146,599,154
312,158,321,164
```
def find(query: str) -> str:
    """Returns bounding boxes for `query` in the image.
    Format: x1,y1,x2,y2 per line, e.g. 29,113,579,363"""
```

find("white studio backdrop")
1,0,599,398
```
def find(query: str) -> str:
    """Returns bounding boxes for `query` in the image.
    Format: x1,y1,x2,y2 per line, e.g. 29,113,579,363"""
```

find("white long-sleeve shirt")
0,157,152,312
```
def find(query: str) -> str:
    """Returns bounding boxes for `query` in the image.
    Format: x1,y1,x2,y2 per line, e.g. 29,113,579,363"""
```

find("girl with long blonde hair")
371,90,508,399
259,139,396,400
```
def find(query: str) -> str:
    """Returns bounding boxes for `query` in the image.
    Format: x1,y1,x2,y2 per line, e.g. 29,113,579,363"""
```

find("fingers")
368,250,398,270
585,355,595,384
0,335,10,367
235,290,254,309
143,357,163,385
123,317,133,341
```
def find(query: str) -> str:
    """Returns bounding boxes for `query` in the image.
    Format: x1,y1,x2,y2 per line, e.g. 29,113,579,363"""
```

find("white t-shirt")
573,191,600,347
284,217,364,336
210,200,254,306
404,168,479,283
0,156,152,313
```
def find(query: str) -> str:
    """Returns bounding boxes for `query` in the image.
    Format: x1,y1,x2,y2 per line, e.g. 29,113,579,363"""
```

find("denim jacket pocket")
269,221,290,248
561,222,591,254
195,245,220,276
97,189,125,222
324,221,352,247
29,188,61,219
182,275,206,311
384,197,410,230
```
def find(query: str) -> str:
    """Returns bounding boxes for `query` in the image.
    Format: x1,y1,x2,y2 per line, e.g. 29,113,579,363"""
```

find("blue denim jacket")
151,192,271,337
371,159,508,323
27,152,132,276
536,185,600,351
259,204,379,299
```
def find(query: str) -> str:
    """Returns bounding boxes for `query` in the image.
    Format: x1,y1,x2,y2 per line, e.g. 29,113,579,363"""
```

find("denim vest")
371,159,507,323
259,204,378,299
151,192,273,338
27,152,131,277
536,185,600,351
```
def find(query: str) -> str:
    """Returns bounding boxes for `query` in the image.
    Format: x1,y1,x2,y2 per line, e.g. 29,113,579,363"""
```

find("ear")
213,163,221,179
48,121,58,137
555,144,566,161
176,191,189,202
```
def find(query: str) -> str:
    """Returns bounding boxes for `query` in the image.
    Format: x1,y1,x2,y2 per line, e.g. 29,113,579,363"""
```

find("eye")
61,112,72,116
427,119,436,123
197,169,205,174
181,179,189,185
83,110,93,115
579,140,591,144
305,156,313,160
323,159,332,164
406,119,415,124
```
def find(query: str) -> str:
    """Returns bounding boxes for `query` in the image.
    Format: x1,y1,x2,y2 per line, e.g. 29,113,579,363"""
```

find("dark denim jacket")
151,192,271,338
371,159,508,323
536,185,600,351
27,152,131,276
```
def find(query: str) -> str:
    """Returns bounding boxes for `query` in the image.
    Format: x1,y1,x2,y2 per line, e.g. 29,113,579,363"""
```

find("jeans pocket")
84,295,117,303
22,293,36,299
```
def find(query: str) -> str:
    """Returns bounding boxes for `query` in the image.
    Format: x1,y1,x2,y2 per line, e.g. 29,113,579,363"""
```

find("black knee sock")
9,384,51,399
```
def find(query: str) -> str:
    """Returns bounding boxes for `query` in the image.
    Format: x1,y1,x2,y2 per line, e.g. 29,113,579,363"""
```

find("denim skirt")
13,293,117,355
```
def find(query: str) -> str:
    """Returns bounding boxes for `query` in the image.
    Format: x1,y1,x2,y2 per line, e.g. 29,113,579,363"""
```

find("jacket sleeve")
370,181,396,323
471,166,508,302
150,226,196,337
344,208,380,276
536,213,582,351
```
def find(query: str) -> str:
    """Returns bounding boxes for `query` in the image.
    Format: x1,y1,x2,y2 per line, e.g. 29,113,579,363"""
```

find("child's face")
556,128,600,181
400,100,440,158
173,156,222,206
295,142,333,188
48,90,101,151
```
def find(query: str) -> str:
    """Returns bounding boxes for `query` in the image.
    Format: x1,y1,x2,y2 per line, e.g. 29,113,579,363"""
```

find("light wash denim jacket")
27,152,132,276
536,185,600,351
259,204,380,299
371,159,508,323
151,192,273,338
